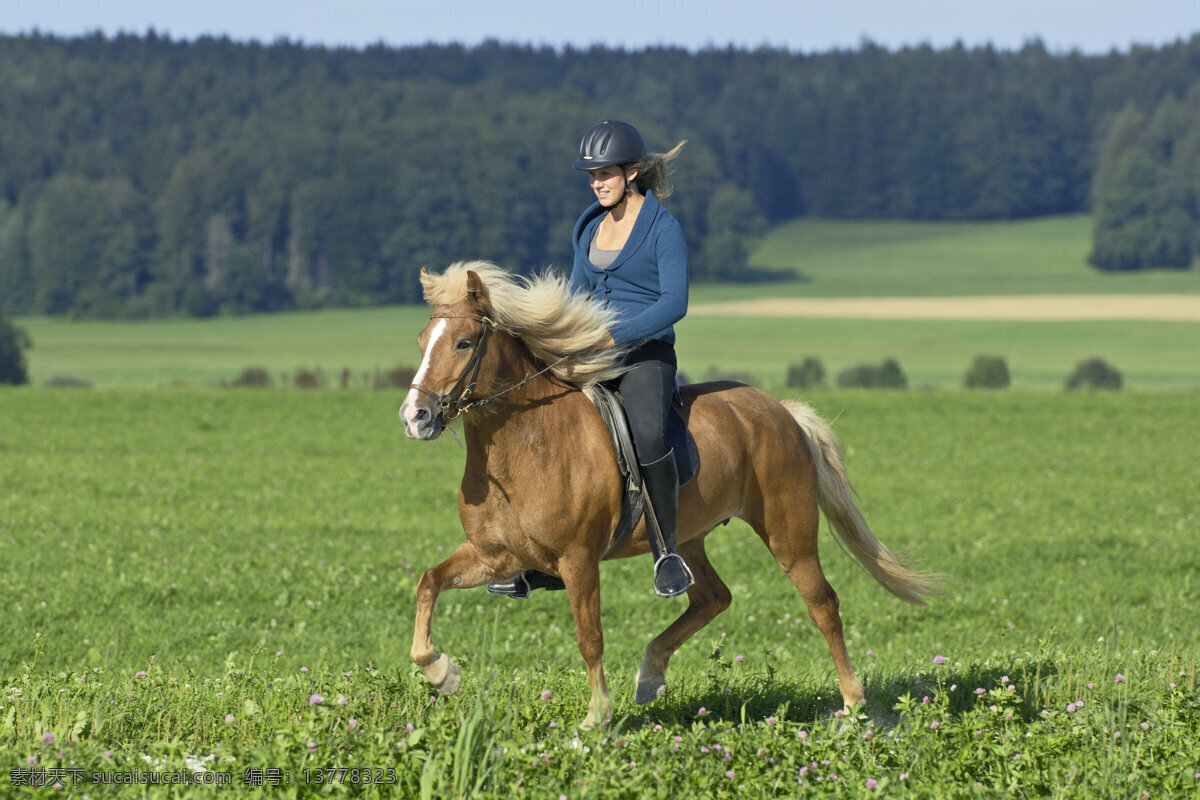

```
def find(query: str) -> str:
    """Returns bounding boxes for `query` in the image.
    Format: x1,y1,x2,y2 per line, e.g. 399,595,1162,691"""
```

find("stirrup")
653,553,694,599
487,570,566,600
486,573,532,600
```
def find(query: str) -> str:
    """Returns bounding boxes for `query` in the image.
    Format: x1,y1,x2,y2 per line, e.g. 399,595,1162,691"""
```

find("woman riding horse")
488,120,694,600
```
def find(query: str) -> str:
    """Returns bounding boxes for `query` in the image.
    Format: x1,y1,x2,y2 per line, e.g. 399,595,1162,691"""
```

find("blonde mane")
421,261,629,389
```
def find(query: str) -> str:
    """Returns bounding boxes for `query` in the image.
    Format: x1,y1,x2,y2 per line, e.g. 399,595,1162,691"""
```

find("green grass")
691,215,1200,302
675,316,1200,391
2,389,1198,797
16,215,1200,390
17,307,1200,392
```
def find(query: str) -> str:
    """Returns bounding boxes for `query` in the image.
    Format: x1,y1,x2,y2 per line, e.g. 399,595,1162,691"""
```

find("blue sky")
3,0,1198,53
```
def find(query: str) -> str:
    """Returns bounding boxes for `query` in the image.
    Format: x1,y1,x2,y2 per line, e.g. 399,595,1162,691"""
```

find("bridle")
408,312,574,424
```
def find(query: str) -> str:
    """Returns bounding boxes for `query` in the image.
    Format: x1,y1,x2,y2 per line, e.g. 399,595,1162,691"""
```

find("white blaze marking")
412,318,448,387
400,318,448,435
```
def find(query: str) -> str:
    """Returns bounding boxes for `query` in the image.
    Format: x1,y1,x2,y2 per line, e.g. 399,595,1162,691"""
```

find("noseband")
409,312,577,424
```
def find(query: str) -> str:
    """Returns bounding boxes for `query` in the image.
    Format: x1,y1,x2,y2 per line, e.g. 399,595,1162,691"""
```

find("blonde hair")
421,261,629,389
630,140,686,199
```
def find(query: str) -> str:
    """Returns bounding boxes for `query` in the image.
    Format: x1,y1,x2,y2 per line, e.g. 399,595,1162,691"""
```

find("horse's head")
400,269,497,440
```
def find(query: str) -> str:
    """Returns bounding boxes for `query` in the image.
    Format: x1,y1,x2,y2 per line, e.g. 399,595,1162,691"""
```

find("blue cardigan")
569,190,688,346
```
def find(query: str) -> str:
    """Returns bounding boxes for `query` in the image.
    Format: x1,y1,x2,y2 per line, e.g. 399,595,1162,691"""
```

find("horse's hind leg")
636,537,731,705
751,506,866,712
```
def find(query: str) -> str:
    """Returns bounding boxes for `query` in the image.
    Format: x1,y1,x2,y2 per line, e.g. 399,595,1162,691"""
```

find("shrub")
837,358,908,389
787,357,826,389
374,364,416,390
43,375,93,388
230,366,272,388
293,368,324,390
1066,358,1123,391
964,355,1011,389
0,312,31,385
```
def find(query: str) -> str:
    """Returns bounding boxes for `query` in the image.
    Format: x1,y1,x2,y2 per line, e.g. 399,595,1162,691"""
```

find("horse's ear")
465,270,491,312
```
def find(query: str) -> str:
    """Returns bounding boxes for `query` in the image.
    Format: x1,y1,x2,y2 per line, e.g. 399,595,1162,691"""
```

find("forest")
1,32,1198,318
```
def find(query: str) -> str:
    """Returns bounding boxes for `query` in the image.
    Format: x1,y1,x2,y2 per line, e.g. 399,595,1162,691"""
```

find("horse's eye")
455,339,473,351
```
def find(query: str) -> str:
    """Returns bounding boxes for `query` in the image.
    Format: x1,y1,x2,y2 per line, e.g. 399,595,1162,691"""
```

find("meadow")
1,388,1198,797
17,216,1200,391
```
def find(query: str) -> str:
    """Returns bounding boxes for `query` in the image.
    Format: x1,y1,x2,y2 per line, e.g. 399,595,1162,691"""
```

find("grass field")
691,215,1200,301
16,215,1200,391
2,388,1198,797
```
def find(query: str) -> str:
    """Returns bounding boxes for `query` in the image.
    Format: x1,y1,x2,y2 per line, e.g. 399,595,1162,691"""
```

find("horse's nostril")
415,409,428,422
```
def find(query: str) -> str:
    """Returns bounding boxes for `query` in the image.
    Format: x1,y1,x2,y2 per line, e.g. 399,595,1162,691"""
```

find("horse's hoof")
635,675,667,705
423,653,462,696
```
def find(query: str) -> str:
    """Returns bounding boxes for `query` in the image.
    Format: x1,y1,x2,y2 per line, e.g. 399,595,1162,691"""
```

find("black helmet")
573,120,647,170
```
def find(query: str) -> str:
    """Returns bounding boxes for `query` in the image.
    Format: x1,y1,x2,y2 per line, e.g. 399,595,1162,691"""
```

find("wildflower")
348,719,358,731
541,690,552,702
301,666,308,673
135,671,147,679
42,732,54,745
922,696,930,704
225,714,235,724
309,693,324,705
549,721,557,729
726,770,735,779
976,688,986,695
735,655,744,663
757,747,767,757
307,740,317,753
933,655,945,665
336,695,348,706
27,756,37,766
1115,674,1126,683
900,773,909,781
866,650,874,656
697,706,708,716
766,716,777,726
799,766,809,777
651,747,658,756
930,721,940,730
1140,722,1149,730
1067,703,1077,713
673,735,682,743
405,723,414,734
866,779,878,789
797,730,808,742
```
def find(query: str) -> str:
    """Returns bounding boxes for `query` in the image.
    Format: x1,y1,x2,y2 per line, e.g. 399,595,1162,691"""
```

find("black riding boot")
641,448,694,598
486,569,565,599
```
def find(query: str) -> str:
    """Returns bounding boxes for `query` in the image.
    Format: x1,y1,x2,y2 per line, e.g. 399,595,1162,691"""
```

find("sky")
3,0,1199,54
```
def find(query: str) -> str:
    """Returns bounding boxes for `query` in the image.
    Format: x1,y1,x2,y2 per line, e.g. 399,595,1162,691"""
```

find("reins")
409,312,574,423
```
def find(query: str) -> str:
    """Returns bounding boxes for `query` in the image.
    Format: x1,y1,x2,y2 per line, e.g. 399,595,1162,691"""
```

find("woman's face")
588,165,637,207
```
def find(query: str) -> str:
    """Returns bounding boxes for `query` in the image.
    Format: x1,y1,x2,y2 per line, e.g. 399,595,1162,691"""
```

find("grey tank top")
589,235,619,269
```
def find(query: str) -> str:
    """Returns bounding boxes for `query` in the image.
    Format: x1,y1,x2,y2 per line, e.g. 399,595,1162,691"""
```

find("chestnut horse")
400,262,939,729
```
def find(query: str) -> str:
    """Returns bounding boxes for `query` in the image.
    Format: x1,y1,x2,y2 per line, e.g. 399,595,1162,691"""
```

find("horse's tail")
783,400,944,605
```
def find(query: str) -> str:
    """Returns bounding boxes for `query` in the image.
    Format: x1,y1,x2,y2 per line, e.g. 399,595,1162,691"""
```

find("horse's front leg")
562,557,612,730
410,541,495,696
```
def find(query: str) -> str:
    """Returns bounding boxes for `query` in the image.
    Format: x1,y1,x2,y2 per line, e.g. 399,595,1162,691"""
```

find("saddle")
587,383,699,559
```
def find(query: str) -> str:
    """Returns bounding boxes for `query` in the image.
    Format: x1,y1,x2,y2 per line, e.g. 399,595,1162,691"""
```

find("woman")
489,120,694,600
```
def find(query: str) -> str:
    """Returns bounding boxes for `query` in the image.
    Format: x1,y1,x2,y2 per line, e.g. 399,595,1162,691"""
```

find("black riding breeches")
617,339,677,465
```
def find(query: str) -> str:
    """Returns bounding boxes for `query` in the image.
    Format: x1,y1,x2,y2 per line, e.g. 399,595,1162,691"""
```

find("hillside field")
15,216,1200,390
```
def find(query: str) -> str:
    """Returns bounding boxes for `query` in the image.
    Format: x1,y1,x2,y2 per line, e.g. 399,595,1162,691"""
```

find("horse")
399,261,940,729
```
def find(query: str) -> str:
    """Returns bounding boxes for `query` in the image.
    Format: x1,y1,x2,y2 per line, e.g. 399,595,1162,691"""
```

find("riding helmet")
573,120,647,170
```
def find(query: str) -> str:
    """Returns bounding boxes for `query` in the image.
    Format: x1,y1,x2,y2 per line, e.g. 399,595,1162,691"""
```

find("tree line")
1,32,1198,318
